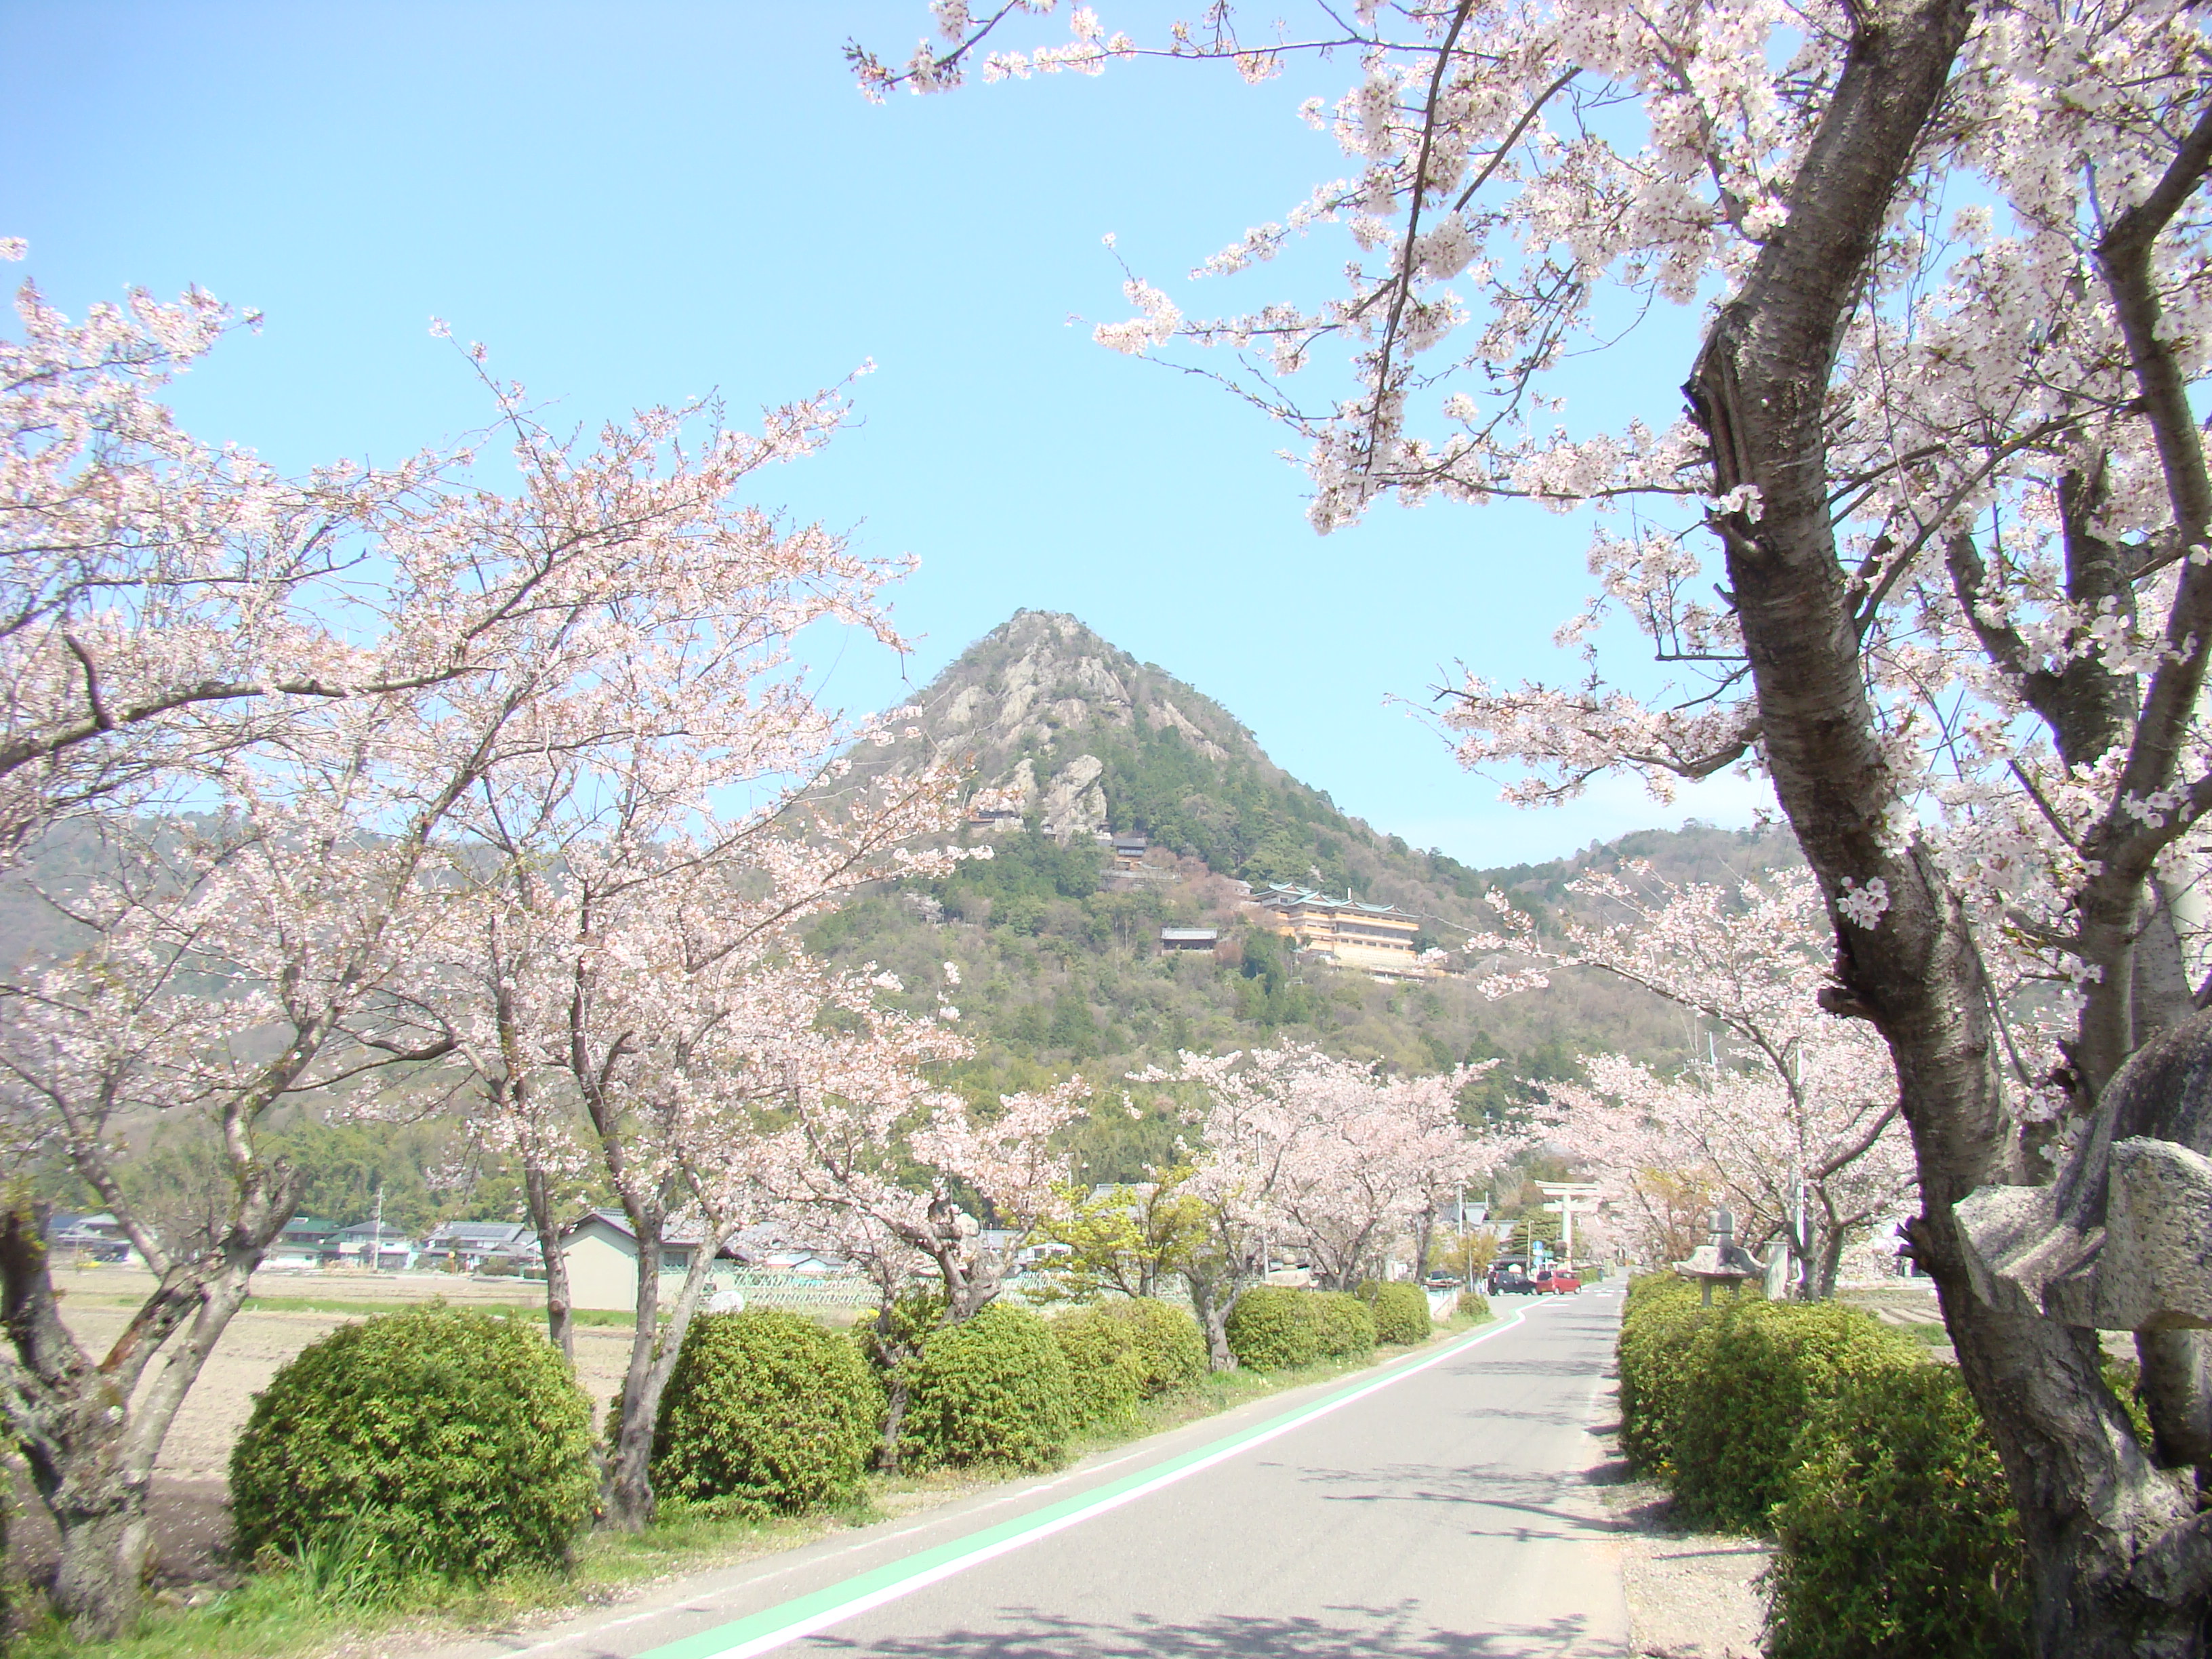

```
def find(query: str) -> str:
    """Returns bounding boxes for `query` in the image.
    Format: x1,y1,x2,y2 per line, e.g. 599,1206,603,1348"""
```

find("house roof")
1252,884,1410,917
335,1220,410,1240
1159,927,1218,942
563,1208,733,1252
424,1221,533,1248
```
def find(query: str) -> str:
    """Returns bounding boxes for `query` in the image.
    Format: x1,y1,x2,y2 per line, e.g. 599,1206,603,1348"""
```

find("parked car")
1422,1271,1460,1290
1533,1267,1582,1294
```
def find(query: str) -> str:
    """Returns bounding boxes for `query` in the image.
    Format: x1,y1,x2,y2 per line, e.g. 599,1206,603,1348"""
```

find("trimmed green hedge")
1616,1272,2033,1658
1050,1304,1147,1428
905,1303,1074,1471
1103,1296,1207,1394
1617,1274,1921,1525
1052,1296,1208,1426
651,1310,882,1517
1364,1282,1431,1345
1672,1296,1921,1528
1765,1361,2028,1659
1616,1273,1723,1480
1225,1287,1376,1370
230,1305,595,1584
1311,1290,1376,1357
1224,1287,1319,1371
1455,1290,1492,1323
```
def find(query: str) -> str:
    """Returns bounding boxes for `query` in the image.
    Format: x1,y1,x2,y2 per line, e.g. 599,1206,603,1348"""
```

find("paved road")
432,1288,1628,1659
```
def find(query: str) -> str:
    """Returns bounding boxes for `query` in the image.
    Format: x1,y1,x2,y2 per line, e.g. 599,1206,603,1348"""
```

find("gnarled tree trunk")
1685,3,2212,1647
1,1196,279,1637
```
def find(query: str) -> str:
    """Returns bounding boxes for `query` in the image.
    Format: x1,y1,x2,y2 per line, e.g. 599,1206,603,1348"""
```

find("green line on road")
638,1301,1542,1659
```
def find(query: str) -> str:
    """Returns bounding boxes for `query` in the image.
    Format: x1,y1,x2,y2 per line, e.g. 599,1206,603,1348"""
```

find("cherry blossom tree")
0,257,938,1622
763,983,1088,1467
1275,1062,1508,1290
1474,867,1916,1296
864,3,2212,1640
1140,1042,1518,1362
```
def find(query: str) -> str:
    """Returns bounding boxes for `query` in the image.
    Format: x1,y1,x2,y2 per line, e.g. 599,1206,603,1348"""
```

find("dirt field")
11,1265,635,1587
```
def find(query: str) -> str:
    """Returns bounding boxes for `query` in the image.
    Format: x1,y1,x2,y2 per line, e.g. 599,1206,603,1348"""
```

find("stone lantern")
1675,1206,1763,1305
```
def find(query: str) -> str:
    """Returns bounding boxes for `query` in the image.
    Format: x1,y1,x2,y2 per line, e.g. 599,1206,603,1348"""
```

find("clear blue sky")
0,1,1771,866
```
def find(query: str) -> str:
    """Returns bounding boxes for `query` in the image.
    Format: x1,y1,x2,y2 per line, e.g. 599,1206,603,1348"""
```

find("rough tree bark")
0,1172,294,1637
1685,3,2212,1649
595,1185,741,1531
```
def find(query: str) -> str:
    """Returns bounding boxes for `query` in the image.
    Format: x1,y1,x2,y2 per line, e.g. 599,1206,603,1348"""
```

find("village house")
1244,884,1429,977
558,1209,750,1312
333,1218,418,1270
418,1219,536,1273
1158,926,1219,954
45,1212,132,1265
262,1216,344,1271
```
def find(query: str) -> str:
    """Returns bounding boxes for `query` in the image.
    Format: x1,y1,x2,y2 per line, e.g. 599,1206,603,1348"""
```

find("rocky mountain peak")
901,611,1254,838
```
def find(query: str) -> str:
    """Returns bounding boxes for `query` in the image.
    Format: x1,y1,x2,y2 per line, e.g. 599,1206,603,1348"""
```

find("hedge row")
1051,1296,1209,1429
653,1310,881,1515
1223,1287,1376,1370
1616,1275,2029,1658
232,1293,1230,1589
1360,1281,1432,1346
903,1302,1076,1471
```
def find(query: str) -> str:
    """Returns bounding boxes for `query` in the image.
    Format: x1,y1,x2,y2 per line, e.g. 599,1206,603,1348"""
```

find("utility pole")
371,1183,385,1274
1457,1185,1467,1290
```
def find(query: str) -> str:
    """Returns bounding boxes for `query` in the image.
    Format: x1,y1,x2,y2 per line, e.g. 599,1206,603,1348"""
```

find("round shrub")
1050,1304,1146,1429
1310,1290,1376,1358
1100,1296,1206,1394
230,1305,594,1584
651,1310,882,1517
1765,1361,2027,1659
1455,1290,1492,1324
1225,1286,1320,1371
1671,1296,1921,1529
905,1303,1074,1471
1366,1282,1431,1345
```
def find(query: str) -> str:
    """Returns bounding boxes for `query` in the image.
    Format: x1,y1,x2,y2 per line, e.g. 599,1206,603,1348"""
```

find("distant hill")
857,609,1780,939
804,611,1806,1179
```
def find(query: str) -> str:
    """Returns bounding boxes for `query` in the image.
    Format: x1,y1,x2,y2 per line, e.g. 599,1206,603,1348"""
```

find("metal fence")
710,1269,878,1311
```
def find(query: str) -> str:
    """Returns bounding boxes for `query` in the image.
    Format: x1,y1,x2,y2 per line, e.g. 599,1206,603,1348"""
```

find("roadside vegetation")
10,1291,1494,1659
1615,1273,2029,1658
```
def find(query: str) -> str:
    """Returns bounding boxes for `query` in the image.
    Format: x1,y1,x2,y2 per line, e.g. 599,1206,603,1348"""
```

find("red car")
1533,1267,1582,1294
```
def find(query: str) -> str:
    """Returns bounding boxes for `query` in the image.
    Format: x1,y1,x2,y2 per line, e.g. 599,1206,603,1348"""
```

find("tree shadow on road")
805,1601,1611,1658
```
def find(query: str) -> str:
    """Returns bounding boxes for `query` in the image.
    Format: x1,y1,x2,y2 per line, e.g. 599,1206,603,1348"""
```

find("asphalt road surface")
428,1287,1628,1659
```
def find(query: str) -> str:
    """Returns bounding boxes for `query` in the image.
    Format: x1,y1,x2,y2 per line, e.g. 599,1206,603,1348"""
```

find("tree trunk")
602,1229,663,1532
1185,1268,1237,1372
872,1310,920,1475
1683,3,2212,1647
50,1488,150,1640
2,1193,279,1637
523,1163,575,1364
602,1216,727,1531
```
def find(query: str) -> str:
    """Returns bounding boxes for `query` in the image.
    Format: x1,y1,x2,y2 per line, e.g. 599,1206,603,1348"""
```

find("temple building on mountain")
1244,884,1429,977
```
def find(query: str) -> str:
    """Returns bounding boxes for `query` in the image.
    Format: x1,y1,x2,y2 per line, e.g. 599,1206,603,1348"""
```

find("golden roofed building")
1245,884,1430,978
